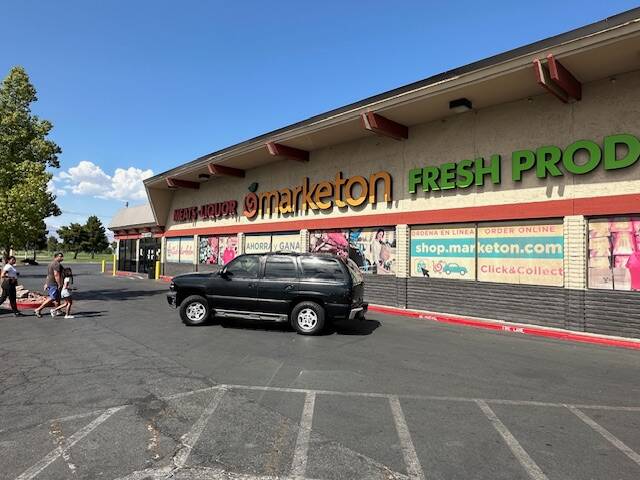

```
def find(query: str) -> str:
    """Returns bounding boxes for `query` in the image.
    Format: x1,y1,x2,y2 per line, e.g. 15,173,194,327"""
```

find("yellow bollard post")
101,259,106,273
112,254,116,276
155,260,161,280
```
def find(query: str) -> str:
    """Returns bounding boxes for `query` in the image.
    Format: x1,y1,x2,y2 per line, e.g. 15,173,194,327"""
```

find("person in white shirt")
50,267,75,319
0,256,24,316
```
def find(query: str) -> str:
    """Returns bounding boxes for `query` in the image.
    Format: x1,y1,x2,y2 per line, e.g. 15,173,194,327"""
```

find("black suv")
167,252,367,335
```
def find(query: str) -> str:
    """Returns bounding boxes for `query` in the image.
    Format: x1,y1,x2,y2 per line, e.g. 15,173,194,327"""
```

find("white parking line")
389,396,425,480
14,406,124,480
476,400,549,480
21,382,640,440
290,391,316,480
223,383,640,412
172,387,227,469
566,405,640,467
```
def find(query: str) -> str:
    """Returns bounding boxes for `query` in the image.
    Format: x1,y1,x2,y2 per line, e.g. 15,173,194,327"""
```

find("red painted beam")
547,54,582,101
533,58,568,103
361,111,408,140
166,177,200,189
265,142,309,162
208,163,245,178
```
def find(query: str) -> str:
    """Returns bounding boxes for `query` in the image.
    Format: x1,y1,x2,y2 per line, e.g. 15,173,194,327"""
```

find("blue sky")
1,1,638,237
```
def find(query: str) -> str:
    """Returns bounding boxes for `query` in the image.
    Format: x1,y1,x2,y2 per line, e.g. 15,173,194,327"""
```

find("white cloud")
47,179,67,197
54,161,153,202
105,166,154,201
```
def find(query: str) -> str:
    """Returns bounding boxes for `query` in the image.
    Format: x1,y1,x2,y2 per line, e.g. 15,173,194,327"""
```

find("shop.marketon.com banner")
477,223,564,286
410,226,476,279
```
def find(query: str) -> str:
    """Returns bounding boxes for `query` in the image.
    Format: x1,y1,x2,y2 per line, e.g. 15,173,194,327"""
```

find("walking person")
34,252,64,318
0,256,24,316
50,267,75,319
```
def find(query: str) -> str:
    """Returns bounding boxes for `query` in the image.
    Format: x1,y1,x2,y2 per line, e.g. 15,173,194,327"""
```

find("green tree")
58,223,87,259
23,220,48,260
47,235,60,252
82,215,109,258
0,66,61,259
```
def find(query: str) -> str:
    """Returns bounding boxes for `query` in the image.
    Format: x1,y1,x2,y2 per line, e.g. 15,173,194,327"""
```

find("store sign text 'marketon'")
243,171,392,219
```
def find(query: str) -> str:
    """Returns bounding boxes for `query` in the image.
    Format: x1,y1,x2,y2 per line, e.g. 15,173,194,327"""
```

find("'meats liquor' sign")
173,200,238,223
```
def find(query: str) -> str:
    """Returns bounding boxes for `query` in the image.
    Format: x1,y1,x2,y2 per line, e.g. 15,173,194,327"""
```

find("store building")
110,9,640,338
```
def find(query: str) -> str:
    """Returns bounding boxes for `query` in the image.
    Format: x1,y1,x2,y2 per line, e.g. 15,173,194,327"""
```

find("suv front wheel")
291,301,325,335
180,295,210,326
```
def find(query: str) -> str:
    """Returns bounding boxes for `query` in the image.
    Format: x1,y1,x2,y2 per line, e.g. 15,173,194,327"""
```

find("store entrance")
138,237,161,276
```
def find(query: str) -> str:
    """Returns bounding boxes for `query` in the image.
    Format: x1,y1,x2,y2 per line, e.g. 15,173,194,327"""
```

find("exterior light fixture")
198,173,210,182
449,98,472,113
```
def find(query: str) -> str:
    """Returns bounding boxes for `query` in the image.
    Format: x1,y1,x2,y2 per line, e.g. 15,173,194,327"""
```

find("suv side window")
300,257,345,281
264,256,298,279
224,255,260,278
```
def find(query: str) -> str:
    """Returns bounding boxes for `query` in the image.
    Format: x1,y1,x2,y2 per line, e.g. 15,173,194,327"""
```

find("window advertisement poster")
410,226,476,279
309,228,396,274
272,233,300,253
309,230,349,259
349,228,396,274
165,238,181,263
218,235,238,265
178,237,195,264
244,234,272,254
477,222,564,286
588,217,640,291
199,236,220,264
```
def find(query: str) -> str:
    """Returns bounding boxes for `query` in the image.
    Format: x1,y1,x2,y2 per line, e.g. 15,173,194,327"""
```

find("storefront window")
410,225,476,279
410,221,564,287
244,234,272,254
199,236,219,264
309,228,396,275
166,237,194,264
588,217,640,291
199,235,238,265
117,239,137,272
477,222,564,286
244,233,300,254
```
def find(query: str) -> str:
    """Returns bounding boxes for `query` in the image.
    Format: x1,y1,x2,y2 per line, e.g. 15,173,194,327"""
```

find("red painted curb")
158,275,172,283
368,305,640,351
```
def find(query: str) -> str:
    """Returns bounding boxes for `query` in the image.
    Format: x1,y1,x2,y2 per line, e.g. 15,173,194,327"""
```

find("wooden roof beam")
166,177,200,189
361,111,408,140
266,142,309,162
208,163,245,178
547,54,582,101
533,54,581,103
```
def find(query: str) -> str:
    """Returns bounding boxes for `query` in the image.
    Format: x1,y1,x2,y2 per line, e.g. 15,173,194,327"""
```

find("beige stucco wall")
163,69,640,234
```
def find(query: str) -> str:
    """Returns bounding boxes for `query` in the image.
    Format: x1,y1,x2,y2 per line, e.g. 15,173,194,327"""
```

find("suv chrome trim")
214,308,288,322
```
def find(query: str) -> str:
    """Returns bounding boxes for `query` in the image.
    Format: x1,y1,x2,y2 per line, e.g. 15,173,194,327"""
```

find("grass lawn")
12,251,114,264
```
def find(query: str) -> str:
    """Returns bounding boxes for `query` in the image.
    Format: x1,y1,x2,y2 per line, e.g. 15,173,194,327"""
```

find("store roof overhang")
143,8,640,224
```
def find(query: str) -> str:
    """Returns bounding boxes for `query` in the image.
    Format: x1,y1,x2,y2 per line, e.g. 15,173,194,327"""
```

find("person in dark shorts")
34,252,64,318
0,256,24,316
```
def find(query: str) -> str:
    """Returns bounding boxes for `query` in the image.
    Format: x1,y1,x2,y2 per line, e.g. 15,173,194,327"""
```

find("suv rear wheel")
180,295,210,326
291,301,325,335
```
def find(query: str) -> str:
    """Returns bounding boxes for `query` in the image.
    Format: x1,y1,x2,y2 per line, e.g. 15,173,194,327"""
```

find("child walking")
51,267,75,319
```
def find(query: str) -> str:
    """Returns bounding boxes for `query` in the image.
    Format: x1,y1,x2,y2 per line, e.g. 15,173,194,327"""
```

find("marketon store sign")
172,170,393,223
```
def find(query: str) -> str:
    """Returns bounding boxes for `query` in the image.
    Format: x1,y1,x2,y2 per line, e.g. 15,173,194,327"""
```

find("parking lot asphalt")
1,264,639,479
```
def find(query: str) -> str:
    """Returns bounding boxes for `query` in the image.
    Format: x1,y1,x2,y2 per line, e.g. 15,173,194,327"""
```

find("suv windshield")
345,258,364,285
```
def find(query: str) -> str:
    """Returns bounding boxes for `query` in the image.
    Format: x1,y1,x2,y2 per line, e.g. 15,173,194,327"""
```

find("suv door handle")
284,284,295,291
